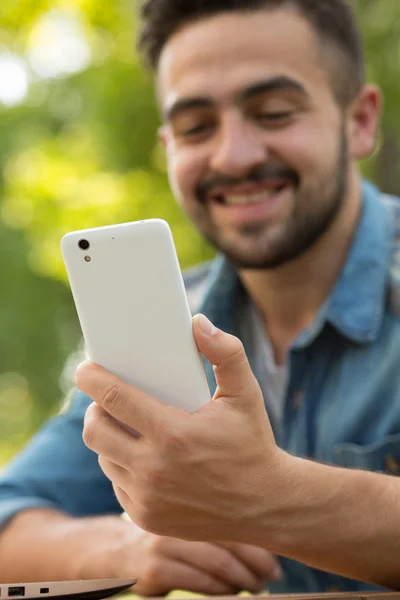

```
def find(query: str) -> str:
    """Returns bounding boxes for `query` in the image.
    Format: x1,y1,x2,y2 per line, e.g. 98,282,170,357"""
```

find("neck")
239,172,363,364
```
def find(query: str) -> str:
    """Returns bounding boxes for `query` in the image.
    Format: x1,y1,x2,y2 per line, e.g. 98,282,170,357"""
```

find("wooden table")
250,595,400,600
146,594,400,600
247,595,399,600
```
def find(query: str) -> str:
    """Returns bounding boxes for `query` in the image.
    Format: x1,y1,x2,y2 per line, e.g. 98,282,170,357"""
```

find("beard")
190,125,349,270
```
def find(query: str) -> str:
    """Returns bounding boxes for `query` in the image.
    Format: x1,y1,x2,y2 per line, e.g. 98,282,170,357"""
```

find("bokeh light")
0,53,29,106
27,10,92,79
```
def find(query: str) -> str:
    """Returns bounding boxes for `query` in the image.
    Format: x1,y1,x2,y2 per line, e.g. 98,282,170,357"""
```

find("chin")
215,242,278,270
211,229,280,268
217,235,304,270
223,253,285,270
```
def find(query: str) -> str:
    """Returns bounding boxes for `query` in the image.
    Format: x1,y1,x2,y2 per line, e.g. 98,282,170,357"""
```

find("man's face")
157,9,354,269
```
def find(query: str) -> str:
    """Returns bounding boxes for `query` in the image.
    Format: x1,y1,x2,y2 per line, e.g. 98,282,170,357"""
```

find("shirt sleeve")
0,390,122,532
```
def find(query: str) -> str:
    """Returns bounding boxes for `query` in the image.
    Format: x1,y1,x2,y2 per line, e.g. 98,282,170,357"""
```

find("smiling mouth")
211,183,289,206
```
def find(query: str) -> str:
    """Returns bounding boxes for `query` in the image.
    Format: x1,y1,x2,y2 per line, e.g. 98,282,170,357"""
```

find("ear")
347,84,382,160
158,125,170,149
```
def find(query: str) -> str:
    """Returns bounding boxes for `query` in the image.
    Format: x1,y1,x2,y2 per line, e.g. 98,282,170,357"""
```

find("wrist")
249,452,355,556
72,515,129,579
246,450,317,551
235,448,296,548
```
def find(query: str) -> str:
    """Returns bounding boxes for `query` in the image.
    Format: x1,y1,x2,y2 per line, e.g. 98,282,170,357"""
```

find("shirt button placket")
293,389,303,410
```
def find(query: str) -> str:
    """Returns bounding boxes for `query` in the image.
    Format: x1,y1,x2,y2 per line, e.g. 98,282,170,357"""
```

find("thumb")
193,314,262,407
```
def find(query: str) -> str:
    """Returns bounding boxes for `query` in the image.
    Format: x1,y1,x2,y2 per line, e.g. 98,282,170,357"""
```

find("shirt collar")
199,181,395,346
313,181,394,344
199,254,242,334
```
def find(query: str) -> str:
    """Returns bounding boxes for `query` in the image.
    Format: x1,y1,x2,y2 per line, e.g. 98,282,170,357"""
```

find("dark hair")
138,0,364,106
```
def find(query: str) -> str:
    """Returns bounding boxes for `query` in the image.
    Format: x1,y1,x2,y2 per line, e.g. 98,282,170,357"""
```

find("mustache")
196,165,300,203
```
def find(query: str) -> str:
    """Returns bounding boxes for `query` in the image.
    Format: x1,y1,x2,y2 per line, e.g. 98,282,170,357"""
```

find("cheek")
167,143,209,205
270,120,340,180
167,157,182,203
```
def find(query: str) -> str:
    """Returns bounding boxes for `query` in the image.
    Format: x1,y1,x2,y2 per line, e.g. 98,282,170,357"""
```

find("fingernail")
271,564,283,581
197,314,218,337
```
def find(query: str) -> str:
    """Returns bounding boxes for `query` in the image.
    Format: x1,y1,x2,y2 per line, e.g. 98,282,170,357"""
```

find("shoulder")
380,192,400,226
381,193,400,318
182,260,214,314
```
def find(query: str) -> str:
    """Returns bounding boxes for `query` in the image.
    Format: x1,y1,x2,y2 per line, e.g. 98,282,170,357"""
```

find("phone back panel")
61,219,210,412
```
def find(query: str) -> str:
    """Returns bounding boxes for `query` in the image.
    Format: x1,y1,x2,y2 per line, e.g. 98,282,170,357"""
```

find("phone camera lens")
78,239,90,251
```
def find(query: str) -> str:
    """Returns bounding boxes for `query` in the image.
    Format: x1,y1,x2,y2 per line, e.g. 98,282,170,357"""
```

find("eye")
178,121,216,143
183,124,211,137
258,111,294,123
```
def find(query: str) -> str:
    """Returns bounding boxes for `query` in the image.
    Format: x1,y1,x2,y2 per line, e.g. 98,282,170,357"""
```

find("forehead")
157,9,332,113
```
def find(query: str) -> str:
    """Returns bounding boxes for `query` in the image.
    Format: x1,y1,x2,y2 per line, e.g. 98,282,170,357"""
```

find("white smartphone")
61,219,211,413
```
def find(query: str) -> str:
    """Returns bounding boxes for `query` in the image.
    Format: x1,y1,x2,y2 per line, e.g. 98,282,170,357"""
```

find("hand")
77,314,292,544
113,521,282,596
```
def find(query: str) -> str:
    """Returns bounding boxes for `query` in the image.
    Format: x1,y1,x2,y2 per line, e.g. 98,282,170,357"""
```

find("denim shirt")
1,182,400,593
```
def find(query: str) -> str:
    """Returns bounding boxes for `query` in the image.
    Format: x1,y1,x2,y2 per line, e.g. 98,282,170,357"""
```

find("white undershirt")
246,302,289,428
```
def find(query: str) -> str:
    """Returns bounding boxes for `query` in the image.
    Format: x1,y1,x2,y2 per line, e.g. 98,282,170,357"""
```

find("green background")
0,0,399,464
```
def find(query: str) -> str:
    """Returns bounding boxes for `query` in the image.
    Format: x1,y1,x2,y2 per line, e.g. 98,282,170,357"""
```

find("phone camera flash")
84,256,91,262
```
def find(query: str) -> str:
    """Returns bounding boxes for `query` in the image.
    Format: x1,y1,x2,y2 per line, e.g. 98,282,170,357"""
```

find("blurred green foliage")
0,0,399,464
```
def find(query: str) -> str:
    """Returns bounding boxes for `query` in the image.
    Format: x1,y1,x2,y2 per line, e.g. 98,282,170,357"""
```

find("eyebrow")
165,98,214,122
164,76,308,122
239,76,308,102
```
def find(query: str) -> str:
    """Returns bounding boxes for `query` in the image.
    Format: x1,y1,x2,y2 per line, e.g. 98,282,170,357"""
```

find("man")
1,0,400,594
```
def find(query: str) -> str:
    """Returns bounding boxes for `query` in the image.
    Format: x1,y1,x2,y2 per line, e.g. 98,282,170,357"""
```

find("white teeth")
224,190,276,206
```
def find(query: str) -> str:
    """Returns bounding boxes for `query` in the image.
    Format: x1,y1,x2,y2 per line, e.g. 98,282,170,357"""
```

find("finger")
140,556,239,597
166,539,266,593
76,361,187,439
218,542,283,581
193,314,263,409
99,460,145,524
113,484,136,520
98,455,127,486
83,403,136,468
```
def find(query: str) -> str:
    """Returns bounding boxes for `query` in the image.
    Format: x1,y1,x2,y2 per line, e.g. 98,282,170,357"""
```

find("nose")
210,111,268,177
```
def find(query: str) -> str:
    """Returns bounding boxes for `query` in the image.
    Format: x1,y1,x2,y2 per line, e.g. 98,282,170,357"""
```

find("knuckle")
82,422,94,449
84,401,97,424
228,335,245,358
229,341,248,367
163,427,188,454
205,578,233,596
146,463,167,488
143,557,165,584
218,336,247,372
213,553,234,580
82,407,98,448
102,383,123,413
